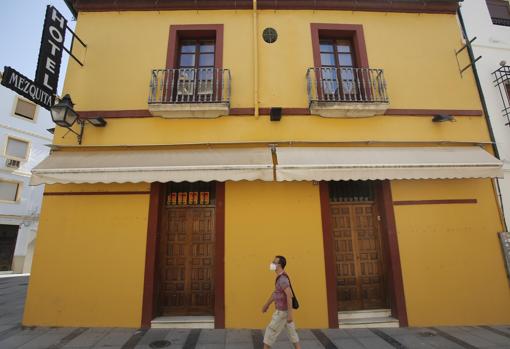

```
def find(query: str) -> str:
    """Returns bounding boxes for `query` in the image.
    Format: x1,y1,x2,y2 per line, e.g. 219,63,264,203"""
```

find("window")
165,182,216,206
165,25,224,104
319,39,357,96
308,24,389,105
177,39,216,99
308,24,388,116
487,0,510,26
329,181,375,203
13,98,37,120
0,181,21,202
5,137,29,161
262,28,278,43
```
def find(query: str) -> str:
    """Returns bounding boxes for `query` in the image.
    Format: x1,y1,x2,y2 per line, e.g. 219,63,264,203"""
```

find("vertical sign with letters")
499,232,510,279
34,5,67,94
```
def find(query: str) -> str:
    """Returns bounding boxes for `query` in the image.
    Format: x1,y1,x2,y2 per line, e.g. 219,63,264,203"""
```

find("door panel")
189,208,215,314
331,203,387,311
159,207,215,316
332,205,361,310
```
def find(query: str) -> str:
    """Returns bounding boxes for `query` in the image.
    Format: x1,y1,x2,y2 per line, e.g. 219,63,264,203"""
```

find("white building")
460,0,510,226
0,85,54,274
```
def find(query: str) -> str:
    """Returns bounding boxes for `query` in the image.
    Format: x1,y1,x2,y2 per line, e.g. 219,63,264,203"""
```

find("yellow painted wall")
23,184,150,327
58,115,490,147
225,181,329,329
54,9,489,146
392,179,510,326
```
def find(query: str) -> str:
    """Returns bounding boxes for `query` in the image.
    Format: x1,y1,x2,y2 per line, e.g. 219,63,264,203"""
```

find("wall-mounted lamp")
50,94,78,128
270,107,282,121
432,114,455,122
50,94,108,144
87,117,107,127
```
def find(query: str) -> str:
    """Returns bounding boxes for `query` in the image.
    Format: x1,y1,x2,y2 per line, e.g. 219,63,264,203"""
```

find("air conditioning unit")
5,158,21,169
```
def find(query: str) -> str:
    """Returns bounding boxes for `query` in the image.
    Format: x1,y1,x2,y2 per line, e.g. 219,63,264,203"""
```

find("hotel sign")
0,5,71,110
499,232,510,279
1,66,55,110
35,5,67,94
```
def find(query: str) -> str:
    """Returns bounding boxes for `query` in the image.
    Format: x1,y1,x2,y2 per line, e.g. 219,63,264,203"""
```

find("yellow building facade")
23,0,510,329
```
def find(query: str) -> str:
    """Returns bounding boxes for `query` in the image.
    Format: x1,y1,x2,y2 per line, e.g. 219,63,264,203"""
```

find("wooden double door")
330,202,388,311
0,225,18,272
158,207,215,316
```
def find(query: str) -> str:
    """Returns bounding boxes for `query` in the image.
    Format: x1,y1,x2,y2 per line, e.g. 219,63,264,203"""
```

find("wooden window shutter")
14,99,37,120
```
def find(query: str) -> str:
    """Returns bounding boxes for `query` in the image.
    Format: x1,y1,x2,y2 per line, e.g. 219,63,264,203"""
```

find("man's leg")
263,310,286,349
286,321,302,349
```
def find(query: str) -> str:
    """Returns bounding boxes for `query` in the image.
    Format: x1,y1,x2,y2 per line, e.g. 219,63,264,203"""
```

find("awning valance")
31,146,502,185
31,147,274,185
275,146,503,181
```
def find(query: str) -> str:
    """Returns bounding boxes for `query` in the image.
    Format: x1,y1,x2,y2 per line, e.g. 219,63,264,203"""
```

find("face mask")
269,263,277,271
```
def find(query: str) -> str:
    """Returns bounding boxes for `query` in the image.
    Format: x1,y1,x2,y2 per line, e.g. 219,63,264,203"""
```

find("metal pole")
253,0,259,117
457,7,508,231
63,46,84,67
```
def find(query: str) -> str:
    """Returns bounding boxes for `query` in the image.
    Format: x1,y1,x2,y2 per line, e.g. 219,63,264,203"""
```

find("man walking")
261,255,302,349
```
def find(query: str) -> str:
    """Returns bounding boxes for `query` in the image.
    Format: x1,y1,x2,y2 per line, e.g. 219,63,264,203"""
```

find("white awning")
275,146,503,181
31,147,274,185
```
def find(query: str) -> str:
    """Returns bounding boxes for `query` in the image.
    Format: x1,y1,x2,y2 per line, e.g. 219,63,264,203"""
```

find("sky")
0,0,77,95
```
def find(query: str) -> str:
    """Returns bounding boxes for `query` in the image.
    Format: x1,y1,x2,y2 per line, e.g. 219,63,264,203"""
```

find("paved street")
1,275,510,349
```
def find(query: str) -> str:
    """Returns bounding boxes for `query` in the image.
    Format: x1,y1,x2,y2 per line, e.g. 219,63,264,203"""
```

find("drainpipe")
457,6,508,231
253,0,259,117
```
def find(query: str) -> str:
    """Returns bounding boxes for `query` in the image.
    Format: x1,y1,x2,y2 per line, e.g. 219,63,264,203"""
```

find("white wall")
460,0,510,228
0,85,54,273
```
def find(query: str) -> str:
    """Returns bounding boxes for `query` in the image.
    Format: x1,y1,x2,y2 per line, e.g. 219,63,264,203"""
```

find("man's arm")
262,293,274,313
284,287,294,322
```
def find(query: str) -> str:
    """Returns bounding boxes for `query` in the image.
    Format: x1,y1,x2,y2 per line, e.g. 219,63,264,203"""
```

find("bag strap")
275,272,288,284
275,272,296,297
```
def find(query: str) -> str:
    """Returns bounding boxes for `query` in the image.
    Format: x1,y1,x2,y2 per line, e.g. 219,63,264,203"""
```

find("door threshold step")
151,316,215,329
339,316,400,329
339,309,392,320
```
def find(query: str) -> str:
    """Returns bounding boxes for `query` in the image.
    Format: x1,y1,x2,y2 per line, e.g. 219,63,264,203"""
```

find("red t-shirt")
273,273,291,311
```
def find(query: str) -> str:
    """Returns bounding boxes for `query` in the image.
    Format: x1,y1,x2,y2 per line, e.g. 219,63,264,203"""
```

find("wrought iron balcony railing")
492,17,510,26
306,67,389,104
149,68,231,104
493,65,510,126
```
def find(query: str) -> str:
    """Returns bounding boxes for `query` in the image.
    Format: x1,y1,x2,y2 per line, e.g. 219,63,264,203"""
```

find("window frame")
176,38,217,99
319,38,358,97
165,25,224,103
4,135,31,162
11,96,38,123
311,24,370,101
311,23,369,70
165,181,217,207
167,24,223,71
0,179,22,204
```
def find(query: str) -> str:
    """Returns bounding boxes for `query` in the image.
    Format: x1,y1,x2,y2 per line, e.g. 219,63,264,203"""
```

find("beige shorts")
263,310,300,346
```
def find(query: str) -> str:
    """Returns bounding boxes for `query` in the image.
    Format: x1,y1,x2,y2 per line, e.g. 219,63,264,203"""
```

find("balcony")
493,65,510,126
306,67,389,117
492,17,510,26
148,68,231,118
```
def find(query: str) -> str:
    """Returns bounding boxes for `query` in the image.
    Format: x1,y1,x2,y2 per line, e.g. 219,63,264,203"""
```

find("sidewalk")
1,275,510,348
